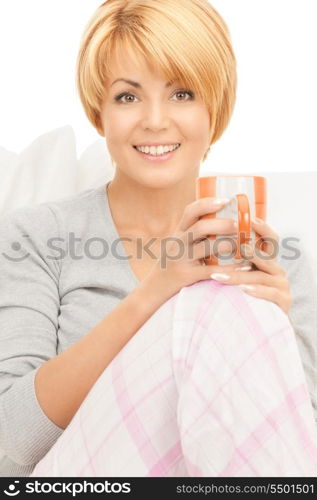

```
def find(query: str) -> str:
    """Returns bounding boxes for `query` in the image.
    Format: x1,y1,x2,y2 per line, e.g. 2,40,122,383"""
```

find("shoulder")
0,184,105,236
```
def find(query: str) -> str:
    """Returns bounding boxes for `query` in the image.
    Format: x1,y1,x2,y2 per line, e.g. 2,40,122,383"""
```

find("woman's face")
100,50,211,188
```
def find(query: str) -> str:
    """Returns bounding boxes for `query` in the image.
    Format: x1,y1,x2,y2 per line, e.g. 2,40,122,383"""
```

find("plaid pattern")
30,280,317,477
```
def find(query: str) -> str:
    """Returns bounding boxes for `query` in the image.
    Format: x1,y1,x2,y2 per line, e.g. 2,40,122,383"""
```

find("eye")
114,89,195,104
172,89,194,101
114,92,137,104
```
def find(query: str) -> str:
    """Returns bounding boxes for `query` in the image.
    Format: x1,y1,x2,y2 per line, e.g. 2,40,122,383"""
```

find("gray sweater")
0,182,317,477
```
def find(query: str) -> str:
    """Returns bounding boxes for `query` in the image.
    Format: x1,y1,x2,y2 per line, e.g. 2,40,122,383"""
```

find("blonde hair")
76,0,237,161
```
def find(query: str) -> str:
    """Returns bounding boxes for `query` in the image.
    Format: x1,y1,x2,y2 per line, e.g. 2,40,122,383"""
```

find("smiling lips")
134,143,181,156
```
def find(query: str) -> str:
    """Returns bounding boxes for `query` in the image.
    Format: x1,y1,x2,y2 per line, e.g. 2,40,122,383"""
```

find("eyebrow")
111,78,174,88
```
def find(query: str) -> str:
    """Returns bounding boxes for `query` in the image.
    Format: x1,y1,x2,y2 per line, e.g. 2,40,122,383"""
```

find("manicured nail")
238,284,256,291
253,217,264,224
235,265,252,271
213,197,231,206
210,273,230,281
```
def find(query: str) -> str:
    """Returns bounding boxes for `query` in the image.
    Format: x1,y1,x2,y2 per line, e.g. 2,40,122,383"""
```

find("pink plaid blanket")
30,280,317,477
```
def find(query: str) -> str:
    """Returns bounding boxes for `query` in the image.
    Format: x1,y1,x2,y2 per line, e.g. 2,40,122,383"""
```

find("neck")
106,171,199,238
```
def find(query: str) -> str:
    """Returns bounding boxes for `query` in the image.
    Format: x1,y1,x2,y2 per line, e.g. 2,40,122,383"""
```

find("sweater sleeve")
278,238,317,423
0,204,64,466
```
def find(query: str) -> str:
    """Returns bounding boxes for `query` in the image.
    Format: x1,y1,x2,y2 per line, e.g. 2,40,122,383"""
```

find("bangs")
101,29,207,104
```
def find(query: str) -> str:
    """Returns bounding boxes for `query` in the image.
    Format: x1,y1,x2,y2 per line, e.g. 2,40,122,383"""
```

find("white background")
0,0,316,172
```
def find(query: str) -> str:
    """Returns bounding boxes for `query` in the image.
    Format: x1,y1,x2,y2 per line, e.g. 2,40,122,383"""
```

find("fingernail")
210,273,230,281
213,197,231,206
235,265,252,271
253,217,264,224
238,284,256,291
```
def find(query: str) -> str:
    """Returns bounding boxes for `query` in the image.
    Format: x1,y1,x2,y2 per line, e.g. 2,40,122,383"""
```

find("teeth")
135,144,180,155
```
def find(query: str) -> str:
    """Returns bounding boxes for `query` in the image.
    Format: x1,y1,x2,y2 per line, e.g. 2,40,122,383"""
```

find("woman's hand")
209,218,293,314
146,196,249,301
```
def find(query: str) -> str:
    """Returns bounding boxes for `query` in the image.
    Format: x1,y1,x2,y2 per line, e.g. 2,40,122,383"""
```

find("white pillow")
77,135,113,192
0,126,113,215
0,126,77,214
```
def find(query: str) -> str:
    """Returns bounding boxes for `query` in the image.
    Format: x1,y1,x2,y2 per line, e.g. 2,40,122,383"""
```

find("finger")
237,284,292,314
192,237,239,261
193,240,252,271
251,219,280,256
240,244,281,275
189,217,237,244
209,269,282,287
198,261,252,283
203,263,253,273
179,196,230,232
256,237,280,259
251,218,280,241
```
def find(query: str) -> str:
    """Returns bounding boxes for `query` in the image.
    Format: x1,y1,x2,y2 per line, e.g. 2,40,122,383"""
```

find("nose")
141,101,171,131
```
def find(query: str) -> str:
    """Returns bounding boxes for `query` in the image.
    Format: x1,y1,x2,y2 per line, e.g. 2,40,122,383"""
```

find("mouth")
132,143,181,163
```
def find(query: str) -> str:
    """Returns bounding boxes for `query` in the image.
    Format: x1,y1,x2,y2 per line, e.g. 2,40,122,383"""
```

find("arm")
0,205,171,467
34,271,170,431
0,205,63,466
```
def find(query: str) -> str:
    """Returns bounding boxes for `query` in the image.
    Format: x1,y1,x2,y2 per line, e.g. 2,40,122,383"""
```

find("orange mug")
196,175,267,265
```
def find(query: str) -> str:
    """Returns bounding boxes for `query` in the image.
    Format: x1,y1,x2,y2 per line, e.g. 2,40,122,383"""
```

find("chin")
138,173,187,190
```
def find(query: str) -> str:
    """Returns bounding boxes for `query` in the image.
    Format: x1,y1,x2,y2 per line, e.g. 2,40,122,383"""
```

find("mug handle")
235,193,252,259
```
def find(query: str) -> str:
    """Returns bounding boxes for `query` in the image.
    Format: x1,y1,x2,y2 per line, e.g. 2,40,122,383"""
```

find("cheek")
181,109,210,144
103,112,136,147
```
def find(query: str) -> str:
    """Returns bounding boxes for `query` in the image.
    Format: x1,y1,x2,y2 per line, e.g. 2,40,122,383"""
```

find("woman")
1,0,317,477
